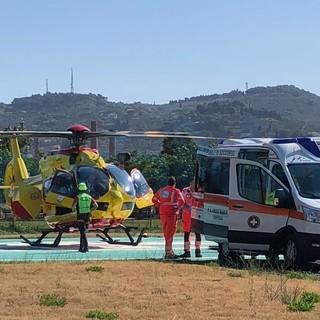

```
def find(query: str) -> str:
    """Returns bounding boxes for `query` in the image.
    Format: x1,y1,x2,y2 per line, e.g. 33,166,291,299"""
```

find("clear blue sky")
1,0,320,104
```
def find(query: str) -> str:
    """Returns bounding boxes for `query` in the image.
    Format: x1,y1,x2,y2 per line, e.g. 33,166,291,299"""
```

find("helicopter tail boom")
3,138,41,220
9,138,29,180
10,183,42,219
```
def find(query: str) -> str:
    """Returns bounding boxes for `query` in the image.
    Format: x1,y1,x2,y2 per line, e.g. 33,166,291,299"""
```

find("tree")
0,123,32,153
127,153,169,192
126,137,198,191
161,138,198,189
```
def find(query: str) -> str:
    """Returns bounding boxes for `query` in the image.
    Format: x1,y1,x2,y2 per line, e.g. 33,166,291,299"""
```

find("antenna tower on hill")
70,68,74,93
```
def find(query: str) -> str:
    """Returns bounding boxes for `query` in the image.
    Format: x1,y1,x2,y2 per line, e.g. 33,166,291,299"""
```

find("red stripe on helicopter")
11,201,33,220
90,218,124,229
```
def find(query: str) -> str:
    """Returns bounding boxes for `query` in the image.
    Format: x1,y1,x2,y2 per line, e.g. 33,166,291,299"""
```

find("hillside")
1,85,320,153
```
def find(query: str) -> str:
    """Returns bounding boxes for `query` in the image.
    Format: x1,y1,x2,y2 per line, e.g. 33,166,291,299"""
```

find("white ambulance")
192,138,320,268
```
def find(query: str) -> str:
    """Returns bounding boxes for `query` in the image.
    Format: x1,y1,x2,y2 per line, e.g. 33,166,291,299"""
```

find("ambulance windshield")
288,164,320,198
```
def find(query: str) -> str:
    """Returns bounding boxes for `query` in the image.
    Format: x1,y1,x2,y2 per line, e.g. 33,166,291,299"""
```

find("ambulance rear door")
228,158,290,254
198,156,230,243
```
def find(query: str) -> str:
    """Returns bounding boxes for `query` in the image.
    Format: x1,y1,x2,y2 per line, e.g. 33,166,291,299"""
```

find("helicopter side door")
131,169,154,208
43,170,77,215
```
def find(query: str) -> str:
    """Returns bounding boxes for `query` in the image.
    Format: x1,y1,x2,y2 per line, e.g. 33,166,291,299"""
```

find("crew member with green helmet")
72,182,98,252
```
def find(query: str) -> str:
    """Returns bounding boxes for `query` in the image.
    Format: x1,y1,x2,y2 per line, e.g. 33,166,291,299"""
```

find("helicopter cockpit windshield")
131,169,150,198
106,164,136,197
75,166,110,199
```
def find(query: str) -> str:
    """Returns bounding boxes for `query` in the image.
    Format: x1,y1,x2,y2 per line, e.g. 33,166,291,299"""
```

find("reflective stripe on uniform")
160,190,177,206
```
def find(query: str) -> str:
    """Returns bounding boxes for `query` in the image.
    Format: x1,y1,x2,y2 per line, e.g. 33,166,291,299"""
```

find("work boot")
180,250,191,258
165,252,179,260
195,249,202,258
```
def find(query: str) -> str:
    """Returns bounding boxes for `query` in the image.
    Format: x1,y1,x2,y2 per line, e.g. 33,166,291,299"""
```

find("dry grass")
0,260,319,319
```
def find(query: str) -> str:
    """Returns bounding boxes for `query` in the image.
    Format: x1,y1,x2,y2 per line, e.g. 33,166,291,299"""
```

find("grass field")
1,219,320,319
1,260,320,320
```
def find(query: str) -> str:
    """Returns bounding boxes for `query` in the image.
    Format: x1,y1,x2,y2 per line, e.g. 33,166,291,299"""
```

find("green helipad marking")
0,237,218,262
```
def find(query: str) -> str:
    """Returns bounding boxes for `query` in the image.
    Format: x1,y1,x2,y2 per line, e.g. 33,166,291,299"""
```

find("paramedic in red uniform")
152,176,185,259
180,179,202,258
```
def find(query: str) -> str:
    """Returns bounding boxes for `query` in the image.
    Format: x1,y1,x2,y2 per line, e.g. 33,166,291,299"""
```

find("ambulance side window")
239,150,269,167
237,164,282,205
271,163,290,189
196,154,207,192
203,158,230,195
237,164,267,203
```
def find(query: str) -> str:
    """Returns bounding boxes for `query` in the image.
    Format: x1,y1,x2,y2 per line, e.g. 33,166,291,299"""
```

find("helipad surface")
0,236,218,262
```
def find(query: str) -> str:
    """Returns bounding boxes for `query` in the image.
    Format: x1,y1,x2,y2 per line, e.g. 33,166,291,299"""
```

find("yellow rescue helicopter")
0,124,205,247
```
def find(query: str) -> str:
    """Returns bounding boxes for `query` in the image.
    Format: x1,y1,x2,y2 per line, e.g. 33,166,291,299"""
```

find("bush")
86,265,104,273
39,293,67,307
288,291,320,312
86,310,119,319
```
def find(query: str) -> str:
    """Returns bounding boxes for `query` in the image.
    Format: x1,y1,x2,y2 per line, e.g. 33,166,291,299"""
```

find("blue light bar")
272,137,320,158
297,138,320,157
272,138,299,144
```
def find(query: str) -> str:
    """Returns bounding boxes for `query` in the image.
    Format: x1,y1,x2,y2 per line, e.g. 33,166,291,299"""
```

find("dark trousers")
78,221,88,251
183,231,202,252
77,212,90,252
184,231,201,242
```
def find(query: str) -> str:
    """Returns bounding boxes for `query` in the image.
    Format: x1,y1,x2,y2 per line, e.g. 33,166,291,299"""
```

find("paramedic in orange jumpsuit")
152,176,185,259
180,179,202,258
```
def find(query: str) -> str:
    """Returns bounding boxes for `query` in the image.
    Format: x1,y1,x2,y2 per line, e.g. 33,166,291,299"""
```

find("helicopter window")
69,153,78,165
50,172,76,198
131,169,150,198
106,164,136,197
76,166,110,199
43,178,52,196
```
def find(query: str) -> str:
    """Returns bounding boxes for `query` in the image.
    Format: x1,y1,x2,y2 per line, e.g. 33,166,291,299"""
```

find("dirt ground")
0,260,320,320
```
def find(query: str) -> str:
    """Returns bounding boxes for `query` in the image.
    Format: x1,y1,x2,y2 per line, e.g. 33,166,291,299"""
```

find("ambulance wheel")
218,243,242,267
283,235,305,270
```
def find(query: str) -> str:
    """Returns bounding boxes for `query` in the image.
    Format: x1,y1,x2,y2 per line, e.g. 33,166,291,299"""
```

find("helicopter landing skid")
96,224,146,246
20,227,69,247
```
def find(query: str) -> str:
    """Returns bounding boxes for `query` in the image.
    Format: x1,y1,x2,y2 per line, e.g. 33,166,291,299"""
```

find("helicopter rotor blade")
0,129,221,140
113,131,219,140
88,130,220,140
0,131,73,138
